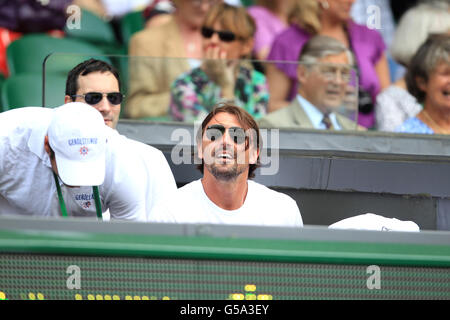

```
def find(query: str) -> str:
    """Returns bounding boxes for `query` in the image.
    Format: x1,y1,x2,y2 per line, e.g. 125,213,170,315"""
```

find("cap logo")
68,138,98,146
82,201,92,209
79,146,89,156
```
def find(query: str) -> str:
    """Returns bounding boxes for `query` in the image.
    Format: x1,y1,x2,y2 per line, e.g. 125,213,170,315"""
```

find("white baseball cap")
48,102,107,186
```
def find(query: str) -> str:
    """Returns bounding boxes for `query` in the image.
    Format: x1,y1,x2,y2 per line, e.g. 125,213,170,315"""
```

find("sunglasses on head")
72,92,124,105
201,26,238,43
205,124,247,145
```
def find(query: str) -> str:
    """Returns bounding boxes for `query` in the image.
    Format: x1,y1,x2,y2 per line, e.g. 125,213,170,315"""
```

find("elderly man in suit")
259,35,363,131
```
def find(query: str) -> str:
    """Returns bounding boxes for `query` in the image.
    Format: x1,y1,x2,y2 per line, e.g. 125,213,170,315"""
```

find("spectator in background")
247,0,294,61
259,35,363,131
126,0,222,119
396,34,450,135
265,0,390,129
376,1,450,132
144,0,176,28
143,0,241,29
388,0,419,23
350,0,402,82
0,0,71,76
150,103,303,227
170,3,268,123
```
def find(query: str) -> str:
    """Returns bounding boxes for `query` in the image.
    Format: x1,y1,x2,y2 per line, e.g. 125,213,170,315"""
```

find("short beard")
206,163,247,182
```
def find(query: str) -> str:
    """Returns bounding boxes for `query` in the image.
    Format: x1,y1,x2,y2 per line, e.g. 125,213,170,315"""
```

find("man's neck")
201,172,249,211
297,92,328,114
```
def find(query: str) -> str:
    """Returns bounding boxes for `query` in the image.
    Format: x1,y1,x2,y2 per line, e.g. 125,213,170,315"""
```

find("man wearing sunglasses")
259,35,364,131
65,59,123,129
62,59,177,221
150,103,303,227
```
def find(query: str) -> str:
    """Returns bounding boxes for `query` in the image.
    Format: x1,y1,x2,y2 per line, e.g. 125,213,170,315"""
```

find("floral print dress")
169,65,268,122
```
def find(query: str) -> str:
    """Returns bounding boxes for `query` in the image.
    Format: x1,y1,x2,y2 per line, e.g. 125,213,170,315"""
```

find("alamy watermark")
66,265,81,290
366,265,381,290
66,5,81,30
366,5,381,30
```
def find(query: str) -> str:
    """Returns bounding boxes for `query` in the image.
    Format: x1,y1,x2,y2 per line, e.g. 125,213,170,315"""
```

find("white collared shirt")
296,95,341,130
0,107,176,221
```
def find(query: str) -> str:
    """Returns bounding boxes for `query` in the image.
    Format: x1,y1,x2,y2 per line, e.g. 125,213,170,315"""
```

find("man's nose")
95,96,112,113
329,71,346,85
221,129,234,146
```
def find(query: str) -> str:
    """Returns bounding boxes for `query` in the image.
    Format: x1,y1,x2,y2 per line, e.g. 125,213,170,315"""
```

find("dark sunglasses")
72,92,124,105
201,26,238,43
205,124,247,145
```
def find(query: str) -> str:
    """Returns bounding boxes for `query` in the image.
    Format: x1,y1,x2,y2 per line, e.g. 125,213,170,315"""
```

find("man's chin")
104,120,114,128
207,164,245,182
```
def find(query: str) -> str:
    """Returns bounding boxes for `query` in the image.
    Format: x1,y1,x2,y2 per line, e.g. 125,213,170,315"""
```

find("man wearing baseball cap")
46,102,107,187
0,102,168,221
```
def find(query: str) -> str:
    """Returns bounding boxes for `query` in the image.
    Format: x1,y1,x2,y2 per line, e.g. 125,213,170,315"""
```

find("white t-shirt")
150,179,303,227
0,107,176,221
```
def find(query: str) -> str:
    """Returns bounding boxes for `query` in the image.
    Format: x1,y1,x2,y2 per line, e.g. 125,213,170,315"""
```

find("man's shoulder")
248,181,302,226
335,113,366,131
124,136,164,157
177,179,201,194
105,133,163,170
258,102,297,128
149,180,201,222
155,180,199,202
0,107,52,127
249,180,295,203
129,17,176,51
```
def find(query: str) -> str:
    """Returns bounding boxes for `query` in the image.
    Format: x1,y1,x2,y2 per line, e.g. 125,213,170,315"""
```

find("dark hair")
65,59,121,99
406,33,450,103
196,102,261,179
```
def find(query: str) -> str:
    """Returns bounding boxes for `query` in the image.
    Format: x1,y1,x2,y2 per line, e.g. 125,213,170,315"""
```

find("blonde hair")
391,1,450,67
255,0,277,11
203,3,256,41
289,0,321,35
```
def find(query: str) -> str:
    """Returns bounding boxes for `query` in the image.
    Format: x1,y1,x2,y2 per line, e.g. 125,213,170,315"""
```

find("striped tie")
322,114,334,130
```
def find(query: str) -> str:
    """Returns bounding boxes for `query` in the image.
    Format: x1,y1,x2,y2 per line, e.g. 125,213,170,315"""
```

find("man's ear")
64,95,72,104
297,65,308,84
197,139,204,161
249,146,259,165
247,132,260,165
44,135,51,156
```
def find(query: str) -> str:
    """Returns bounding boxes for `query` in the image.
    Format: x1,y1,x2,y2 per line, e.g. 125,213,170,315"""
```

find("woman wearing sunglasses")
169,3,269,123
